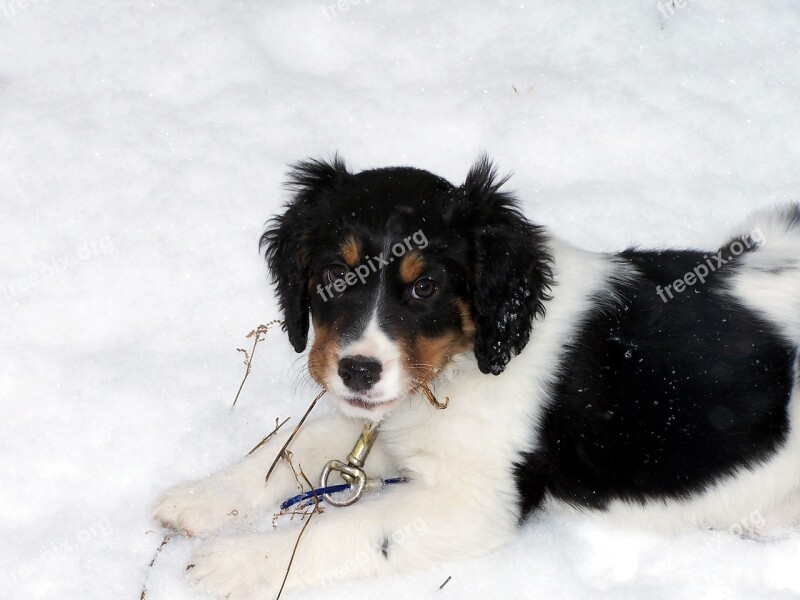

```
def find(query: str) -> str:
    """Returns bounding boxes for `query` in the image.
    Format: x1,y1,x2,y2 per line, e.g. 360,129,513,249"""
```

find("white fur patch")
155,208,800,597
330,312,410,419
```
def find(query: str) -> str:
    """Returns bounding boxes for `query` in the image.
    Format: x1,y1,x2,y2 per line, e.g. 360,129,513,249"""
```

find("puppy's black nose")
338,356,382,392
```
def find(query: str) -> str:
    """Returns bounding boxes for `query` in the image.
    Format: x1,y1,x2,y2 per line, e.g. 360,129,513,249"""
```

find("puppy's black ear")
260,156,349,352
454,156,553,375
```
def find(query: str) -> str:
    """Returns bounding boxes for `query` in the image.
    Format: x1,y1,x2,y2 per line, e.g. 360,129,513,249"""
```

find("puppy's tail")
725,202,800,343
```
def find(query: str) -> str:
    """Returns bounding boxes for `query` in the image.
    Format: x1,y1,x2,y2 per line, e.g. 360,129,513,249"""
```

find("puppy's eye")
411,278,437,300
324,264,349,286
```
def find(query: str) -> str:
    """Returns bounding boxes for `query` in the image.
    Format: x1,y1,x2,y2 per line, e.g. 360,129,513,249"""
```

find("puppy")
154,156,800,598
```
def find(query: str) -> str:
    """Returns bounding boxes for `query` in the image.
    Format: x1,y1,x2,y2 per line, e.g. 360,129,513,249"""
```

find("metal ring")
320,459,367,506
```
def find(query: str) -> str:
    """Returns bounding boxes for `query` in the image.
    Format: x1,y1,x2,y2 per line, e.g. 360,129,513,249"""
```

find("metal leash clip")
320,421,380,507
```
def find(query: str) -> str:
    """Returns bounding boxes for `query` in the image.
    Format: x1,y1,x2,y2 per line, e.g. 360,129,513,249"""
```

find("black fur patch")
260,155,553,375
453,157,553,375
380,536,390,559
515,248,795,515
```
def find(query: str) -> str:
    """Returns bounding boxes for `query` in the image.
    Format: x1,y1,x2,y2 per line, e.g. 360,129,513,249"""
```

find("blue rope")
280,477,407,511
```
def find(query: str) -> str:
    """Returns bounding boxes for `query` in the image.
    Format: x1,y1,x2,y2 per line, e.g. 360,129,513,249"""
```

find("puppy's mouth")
343,396,399,411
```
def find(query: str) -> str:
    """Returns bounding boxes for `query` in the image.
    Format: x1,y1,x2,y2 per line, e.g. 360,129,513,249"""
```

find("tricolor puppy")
154,157,800,598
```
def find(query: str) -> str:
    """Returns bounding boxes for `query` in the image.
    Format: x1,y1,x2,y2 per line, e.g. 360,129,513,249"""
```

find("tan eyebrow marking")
340,236,361,267
455,298,477,338
399,251,425,284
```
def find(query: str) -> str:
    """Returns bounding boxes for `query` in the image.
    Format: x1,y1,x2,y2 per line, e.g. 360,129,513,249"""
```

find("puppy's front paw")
153,478,244,537
188,534,288,599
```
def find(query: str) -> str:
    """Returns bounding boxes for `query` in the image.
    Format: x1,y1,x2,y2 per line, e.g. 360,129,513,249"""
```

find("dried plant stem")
297,467,320,505
143,319,296,597
439,575,452,590
283,450,304,491
232,320,283,409
265,390,326,483
275,467,322,600
140,534,171,600
247,417,291,456
274,502,317,600
416,382,449,409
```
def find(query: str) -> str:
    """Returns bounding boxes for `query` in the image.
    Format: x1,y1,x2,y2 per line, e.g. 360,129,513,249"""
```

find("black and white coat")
155,158,800,598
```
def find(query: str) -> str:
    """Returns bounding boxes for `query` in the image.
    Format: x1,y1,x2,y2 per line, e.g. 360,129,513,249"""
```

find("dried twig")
274,505,316,600
298,466,324,515
140,534,171,600
439,575,452,590
416,382,449,410
143,319,301,597
265,390,326,483
283,450,305,492
271,462,326,525
232,320,283,409
275,467,323,600
247,416,291,456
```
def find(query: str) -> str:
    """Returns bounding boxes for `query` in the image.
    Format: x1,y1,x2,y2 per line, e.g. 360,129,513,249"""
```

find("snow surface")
2,0,800,598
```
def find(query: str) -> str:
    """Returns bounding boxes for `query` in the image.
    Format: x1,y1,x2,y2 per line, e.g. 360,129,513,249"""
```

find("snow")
1,0,800,598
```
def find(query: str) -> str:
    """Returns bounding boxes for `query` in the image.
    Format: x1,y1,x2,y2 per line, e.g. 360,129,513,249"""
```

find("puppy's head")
261,155,552,420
